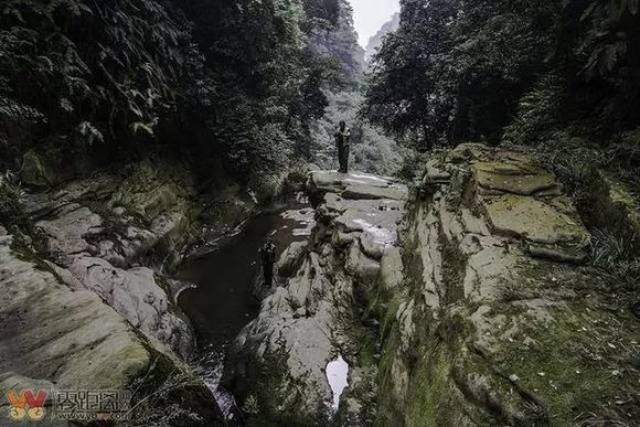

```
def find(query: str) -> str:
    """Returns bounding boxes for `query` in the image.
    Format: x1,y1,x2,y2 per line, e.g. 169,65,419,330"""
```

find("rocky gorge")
223,144,640,426
2,143,639,426
3,0,639,425
0,153,284,425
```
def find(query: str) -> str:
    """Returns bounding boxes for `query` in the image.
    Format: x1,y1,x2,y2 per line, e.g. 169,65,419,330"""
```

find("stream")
177,194,314,420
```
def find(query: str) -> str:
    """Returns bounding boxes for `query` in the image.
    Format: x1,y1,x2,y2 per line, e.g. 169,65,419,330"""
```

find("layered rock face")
0,233,151,393
224,171,408,424
379,144,640,426
22,161,196,358
0,160,223,424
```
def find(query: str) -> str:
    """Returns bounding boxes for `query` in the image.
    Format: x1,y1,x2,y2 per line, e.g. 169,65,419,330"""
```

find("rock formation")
0,159,225,424
365,13,400,63
223,144,640,425
224,171,408,424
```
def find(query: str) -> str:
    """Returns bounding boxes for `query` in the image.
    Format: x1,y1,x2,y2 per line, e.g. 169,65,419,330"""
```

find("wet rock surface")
1,160,225,424
223,146,640,426
22,161,197,358
223,171,407,424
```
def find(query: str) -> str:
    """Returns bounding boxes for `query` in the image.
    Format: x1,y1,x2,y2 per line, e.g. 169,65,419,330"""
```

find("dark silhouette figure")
259,239,277,288
334,120,351,173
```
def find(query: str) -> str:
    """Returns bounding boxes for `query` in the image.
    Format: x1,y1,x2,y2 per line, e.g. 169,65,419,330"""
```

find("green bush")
0,175,27,230
503,74,565,146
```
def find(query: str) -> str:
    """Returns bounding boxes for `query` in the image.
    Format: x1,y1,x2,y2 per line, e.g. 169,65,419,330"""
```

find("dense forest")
0,0,360,182
8,0,637,179
2,0,640,181
365,0,640,150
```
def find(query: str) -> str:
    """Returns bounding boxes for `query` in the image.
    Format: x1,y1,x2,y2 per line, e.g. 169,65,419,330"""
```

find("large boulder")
0,234,223,425
69,257,193,357
28,168,197,359
3,159,231,424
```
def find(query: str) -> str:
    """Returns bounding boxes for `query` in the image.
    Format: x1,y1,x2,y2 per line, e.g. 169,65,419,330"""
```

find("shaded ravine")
177,195,314,420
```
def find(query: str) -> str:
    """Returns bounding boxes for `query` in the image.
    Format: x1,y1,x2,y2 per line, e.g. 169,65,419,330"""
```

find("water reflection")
326,355,350,412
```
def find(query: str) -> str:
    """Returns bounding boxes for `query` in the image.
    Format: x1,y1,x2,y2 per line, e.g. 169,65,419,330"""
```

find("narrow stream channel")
177,195,314,420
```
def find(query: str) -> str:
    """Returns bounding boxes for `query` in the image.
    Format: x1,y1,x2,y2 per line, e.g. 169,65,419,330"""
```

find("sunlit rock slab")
309,171,409,201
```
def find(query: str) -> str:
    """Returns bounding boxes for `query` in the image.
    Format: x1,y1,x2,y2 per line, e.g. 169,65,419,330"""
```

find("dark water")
177,195,314,418
178,198,313,348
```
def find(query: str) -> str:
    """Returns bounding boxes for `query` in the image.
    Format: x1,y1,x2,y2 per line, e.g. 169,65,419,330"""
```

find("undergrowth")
0,172,28,231
590,229,640,291
536,133,640,293
128,356,217,427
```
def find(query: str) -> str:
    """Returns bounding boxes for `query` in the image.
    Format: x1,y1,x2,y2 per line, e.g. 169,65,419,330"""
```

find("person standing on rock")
334,121,351,174
259,239,277,288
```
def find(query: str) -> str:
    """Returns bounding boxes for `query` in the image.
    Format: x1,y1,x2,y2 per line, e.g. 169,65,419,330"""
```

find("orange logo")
6,389,48,421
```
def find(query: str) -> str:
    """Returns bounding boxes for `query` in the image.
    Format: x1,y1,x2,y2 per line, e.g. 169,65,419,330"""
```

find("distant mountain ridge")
365,12,400,63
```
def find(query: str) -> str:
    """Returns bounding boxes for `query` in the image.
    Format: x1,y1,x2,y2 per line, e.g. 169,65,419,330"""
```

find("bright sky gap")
348,0,400,48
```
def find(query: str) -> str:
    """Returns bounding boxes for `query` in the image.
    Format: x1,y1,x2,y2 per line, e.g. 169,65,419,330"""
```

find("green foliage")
172,0,356,178
308,90,402,175
561,0,640,130
503,74,566,146
0,0,192,148
364,0,460,150
591,229,640,289
577,0,640,81
364,0,640,149
302,0,340,26
0,0,352,182
0,174,27,230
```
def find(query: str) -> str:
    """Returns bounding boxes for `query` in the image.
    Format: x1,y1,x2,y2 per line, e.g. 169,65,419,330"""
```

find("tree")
364,0,640,149
0,0,193,153
364,0,459,150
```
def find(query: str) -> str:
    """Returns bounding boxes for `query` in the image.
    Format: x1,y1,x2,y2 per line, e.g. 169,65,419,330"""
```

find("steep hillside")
365,13,400,63
307,0,365,80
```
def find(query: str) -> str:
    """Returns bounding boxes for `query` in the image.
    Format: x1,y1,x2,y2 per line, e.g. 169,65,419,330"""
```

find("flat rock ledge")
223,171,408,424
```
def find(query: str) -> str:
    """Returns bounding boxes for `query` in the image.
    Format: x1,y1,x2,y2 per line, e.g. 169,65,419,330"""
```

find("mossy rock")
497,303,640,425
472,161,559,196
482,194,590,247
20,149,56,187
